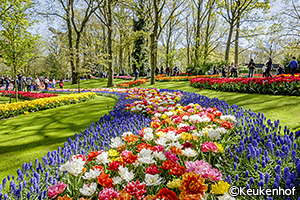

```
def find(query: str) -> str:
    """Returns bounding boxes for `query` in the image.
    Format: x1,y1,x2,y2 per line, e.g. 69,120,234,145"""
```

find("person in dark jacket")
4,76,10,91
287,56,299,76
155,67,159,76
265,58,273,78
247,59,255,78
277,64,285,75
134,69,139,80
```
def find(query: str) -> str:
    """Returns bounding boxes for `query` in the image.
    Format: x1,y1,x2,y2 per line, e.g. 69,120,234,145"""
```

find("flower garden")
0,91,57,100
191,76,300,96
0,86,299,200
0,92,96,119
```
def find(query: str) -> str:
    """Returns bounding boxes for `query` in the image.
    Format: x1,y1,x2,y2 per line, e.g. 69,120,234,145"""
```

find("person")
265,57,273,78
247,59,255,78
122,69,125,76
176,66,180,76
287,56,299,76
155,67,159,76
262,64,267,78
59,79,64,89
232,64,238,78
0,75,4,87
213,64,218,75
4,76,10,91
147,67,151,78
26,76,32,92
34,76,40,90
134,69,139,80
20,76,26,91
160,66,164,74
173,66,177,76
277,64,285,75
44,77,49,90
166,66,170,76
221,65,226,77
18,75,22,91
227,64,232,77
52,77,56,88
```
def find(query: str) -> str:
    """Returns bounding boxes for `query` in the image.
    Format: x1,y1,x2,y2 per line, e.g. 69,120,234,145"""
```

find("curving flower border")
0,92,96,119
0,88,299,200
191,77,300,96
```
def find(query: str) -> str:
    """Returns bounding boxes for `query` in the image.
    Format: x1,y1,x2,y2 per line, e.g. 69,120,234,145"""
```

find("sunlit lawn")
0,95,117,180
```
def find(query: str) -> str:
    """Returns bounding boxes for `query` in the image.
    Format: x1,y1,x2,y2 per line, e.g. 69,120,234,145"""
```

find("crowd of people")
208,63,239,78
0,75,65,91
248,56,299,78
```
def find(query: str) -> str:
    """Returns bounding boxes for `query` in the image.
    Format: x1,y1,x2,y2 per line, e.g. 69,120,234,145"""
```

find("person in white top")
262,64,267,78
34,76,41,91
52,77,56,88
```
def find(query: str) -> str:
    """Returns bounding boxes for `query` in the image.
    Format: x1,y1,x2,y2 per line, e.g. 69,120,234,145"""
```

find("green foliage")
131,0,148,75
187,60,229,75
0,0,37,76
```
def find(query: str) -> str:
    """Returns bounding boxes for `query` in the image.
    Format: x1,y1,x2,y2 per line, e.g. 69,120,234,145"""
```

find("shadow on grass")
0,96,117,180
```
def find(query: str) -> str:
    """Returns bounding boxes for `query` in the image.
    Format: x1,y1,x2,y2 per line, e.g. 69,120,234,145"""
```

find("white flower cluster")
220,115,237,122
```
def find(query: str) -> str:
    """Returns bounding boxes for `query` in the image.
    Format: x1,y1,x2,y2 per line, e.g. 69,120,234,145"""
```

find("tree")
0,0,37,102
149,0,184,85
220,0,270,62
95,0,117,87
131,0,149,75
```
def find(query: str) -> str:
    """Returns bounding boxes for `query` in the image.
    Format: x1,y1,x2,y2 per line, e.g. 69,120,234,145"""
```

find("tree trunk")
165,23,171,69
119,31,123,74
75,33,81,92
194,0,202,68
107,0,114,87
127,46,131,73
67,9,76,84
224,22,234,62
186,17,190,66
14,66,18,102
150,33,156,85
150,0,159,85
234,17,240,65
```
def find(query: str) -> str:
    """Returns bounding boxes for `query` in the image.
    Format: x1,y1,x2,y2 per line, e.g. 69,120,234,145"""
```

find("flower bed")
156,74,221,82
114,76,134,80
191,77,300,96
0,92,96,119
116,79,148,88
0,91,57,100
0,88,299,200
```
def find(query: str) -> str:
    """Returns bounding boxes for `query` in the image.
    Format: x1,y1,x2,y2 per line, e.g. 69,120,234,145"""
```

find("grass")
0,95,117,180
0,96,25,104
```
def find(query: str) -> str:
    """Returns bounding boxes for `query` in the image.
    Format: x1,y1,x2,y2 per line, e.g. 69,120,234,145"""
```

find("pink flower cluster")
47,182,68,199
201,141,218,153
98,187,119,200
0,90,57,100
124,180,147,200
185,160,222,182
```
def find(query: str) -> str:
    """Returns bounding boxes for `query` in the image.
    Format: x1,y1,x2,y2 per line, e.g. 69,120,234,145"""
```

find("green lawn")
0,95,117,180
0,96,25,104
